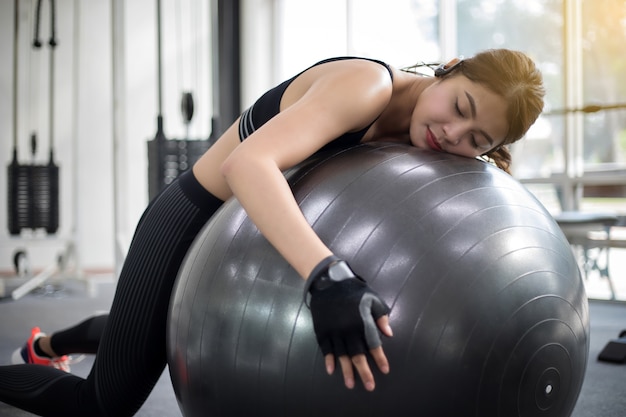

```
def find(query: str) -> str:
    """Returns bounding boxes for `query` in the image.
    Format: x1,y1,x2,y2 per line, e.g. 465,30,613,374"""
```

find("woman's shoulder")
299,57,394,96
308,56,394,83
284,57,394,108
313,56,392,73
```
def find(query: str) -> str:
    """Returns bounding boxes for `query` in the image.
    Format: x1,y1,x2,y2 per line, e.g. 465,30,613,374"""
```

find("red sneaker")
11,327,71,372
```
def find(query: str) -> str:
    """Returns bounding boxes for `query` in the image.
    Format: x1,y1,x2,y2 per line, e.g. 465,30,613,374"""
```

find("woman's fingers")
323,313,393,391
376,314,393,337
351,354,376,391
324,353,335,375
338,354,356,389
370,346,389,375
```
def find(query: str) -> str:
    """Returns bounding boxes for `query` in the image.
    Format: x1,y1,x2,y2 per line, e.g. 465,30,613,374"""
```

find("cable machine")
4,0,80,300
146,0,240,200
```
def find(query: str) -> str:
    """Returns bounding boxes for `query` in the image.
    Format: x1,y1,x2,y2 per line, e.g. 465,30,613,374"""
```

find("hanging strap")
12,0,19,162
33,0,58,163
155,0,165,142
33,0,57,48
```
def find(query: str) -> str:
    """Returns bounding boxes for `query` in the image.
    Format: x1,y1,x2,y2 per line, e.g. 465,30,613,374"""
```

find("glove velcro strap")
303,255,368,307
303,255,341,307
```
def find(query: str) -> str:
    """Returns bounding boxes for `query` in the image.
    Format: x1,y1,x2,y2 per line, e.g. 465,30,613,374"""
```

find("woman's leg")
13,314,109,363
49,314,109,355
0,171,223,416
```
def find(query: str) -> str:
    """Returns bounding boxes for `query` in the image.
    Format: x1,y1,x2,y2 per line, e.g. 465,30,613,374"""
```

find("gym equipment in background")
3,0,80,301
147,0,213,200
8,0,59,236
167,142,589,417
598,330,626,364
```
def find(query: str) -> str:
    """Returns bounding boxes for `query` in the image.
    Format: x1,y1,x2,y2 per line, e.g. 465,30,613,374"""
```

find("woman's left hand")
327,314,392,391
307,257,393,391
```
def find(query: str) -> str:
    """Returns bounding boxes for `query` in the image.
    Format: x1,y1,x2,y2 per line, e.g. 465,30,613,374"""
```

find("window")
275,0,439,80
582,0,626,169
579,0,626,213
249,0,625,213
456,0,565,179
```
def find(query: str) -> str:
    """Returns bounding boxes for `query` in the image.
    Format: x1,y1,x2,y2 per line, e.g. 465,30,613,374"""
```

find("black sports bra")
238,56,393,151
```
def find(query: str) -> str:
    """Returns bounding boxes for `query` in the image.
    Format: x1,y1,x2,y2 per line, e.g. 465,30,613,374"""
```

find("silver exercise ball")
167,142,589,417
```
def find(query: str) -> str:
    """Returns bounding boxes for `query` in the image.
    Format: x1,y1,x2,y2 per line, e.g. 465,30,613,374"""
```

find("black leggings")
49,314,109,355
0,171,223,416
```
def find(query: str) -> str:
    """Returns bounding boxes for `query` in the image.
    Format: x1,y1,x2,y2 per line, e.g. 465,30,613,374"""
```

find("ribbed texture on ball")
167,143,588,417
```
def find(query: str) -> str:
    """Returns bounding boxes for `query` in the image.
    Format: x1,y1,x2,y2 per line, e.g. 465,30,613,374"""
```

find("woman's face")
409,74,509,158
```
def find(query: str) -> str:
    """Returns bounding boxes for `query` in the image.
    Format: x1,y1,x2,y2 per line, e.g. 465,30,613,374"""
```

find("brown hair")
443,49,545,173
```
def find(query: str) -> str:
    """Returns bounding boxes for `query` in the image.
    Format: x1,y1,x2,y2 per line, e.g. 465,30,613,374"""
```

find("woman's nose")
443,125,463,146
443,122,471,146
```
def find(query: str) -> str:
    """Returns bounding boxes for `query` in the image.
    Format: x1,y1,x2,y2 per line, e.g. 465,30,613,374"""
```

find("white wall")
0,0,213,274
240,0,276,108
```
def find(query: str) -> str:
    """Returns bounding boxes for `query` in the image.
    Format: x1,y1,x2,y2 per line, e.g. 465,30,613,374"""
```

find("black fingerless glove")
305,255,390,357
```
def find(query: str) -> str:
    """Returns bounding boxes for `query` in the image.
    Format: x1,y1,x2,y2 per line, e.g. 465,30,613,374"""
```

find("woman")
3,49,544,416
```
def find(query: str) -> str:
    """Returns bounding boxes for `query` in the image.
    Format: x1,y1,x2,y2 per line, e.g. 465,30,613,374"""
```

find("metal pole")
216,0,240,136
157,0,163,123
12,0,19,156
111,0,127,278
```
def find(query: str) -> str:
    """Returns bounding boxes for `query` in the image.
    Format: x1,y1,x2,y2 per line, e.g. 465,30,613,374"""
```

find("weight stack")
8,160,60,235
147,137,214,200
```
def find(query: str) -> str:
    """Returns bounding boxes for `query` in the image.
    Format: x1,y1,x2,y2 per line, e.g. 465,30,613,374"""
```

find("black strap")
303,255,341,306
33,0,58,49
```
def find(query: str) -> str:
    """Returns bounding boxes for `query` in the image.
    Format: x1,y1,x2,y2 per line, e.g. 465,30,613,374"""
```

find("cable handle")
33,0,58,49
32,0,58,157
30,132,38,161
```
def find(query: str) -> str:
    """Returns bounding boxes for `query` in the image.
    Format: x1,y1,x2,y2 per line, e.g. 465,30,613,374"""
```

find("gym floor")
0,278,180,417
0,275,625,417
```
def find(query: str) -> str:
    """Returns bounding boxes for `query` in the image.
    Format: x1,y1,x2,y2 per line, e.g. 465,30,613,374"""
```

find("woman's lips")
426,128,443,151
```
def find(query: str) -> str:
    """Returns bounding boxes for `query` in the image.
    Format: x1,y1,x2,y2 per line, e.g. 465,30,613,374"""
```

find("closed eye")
455,98,481,147
455,98,464,117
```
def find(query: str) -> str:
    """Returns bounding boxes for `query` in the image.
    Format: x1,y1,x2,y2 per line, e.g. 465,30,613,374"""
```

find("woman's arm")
201,59,395,391
220,60,392,278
